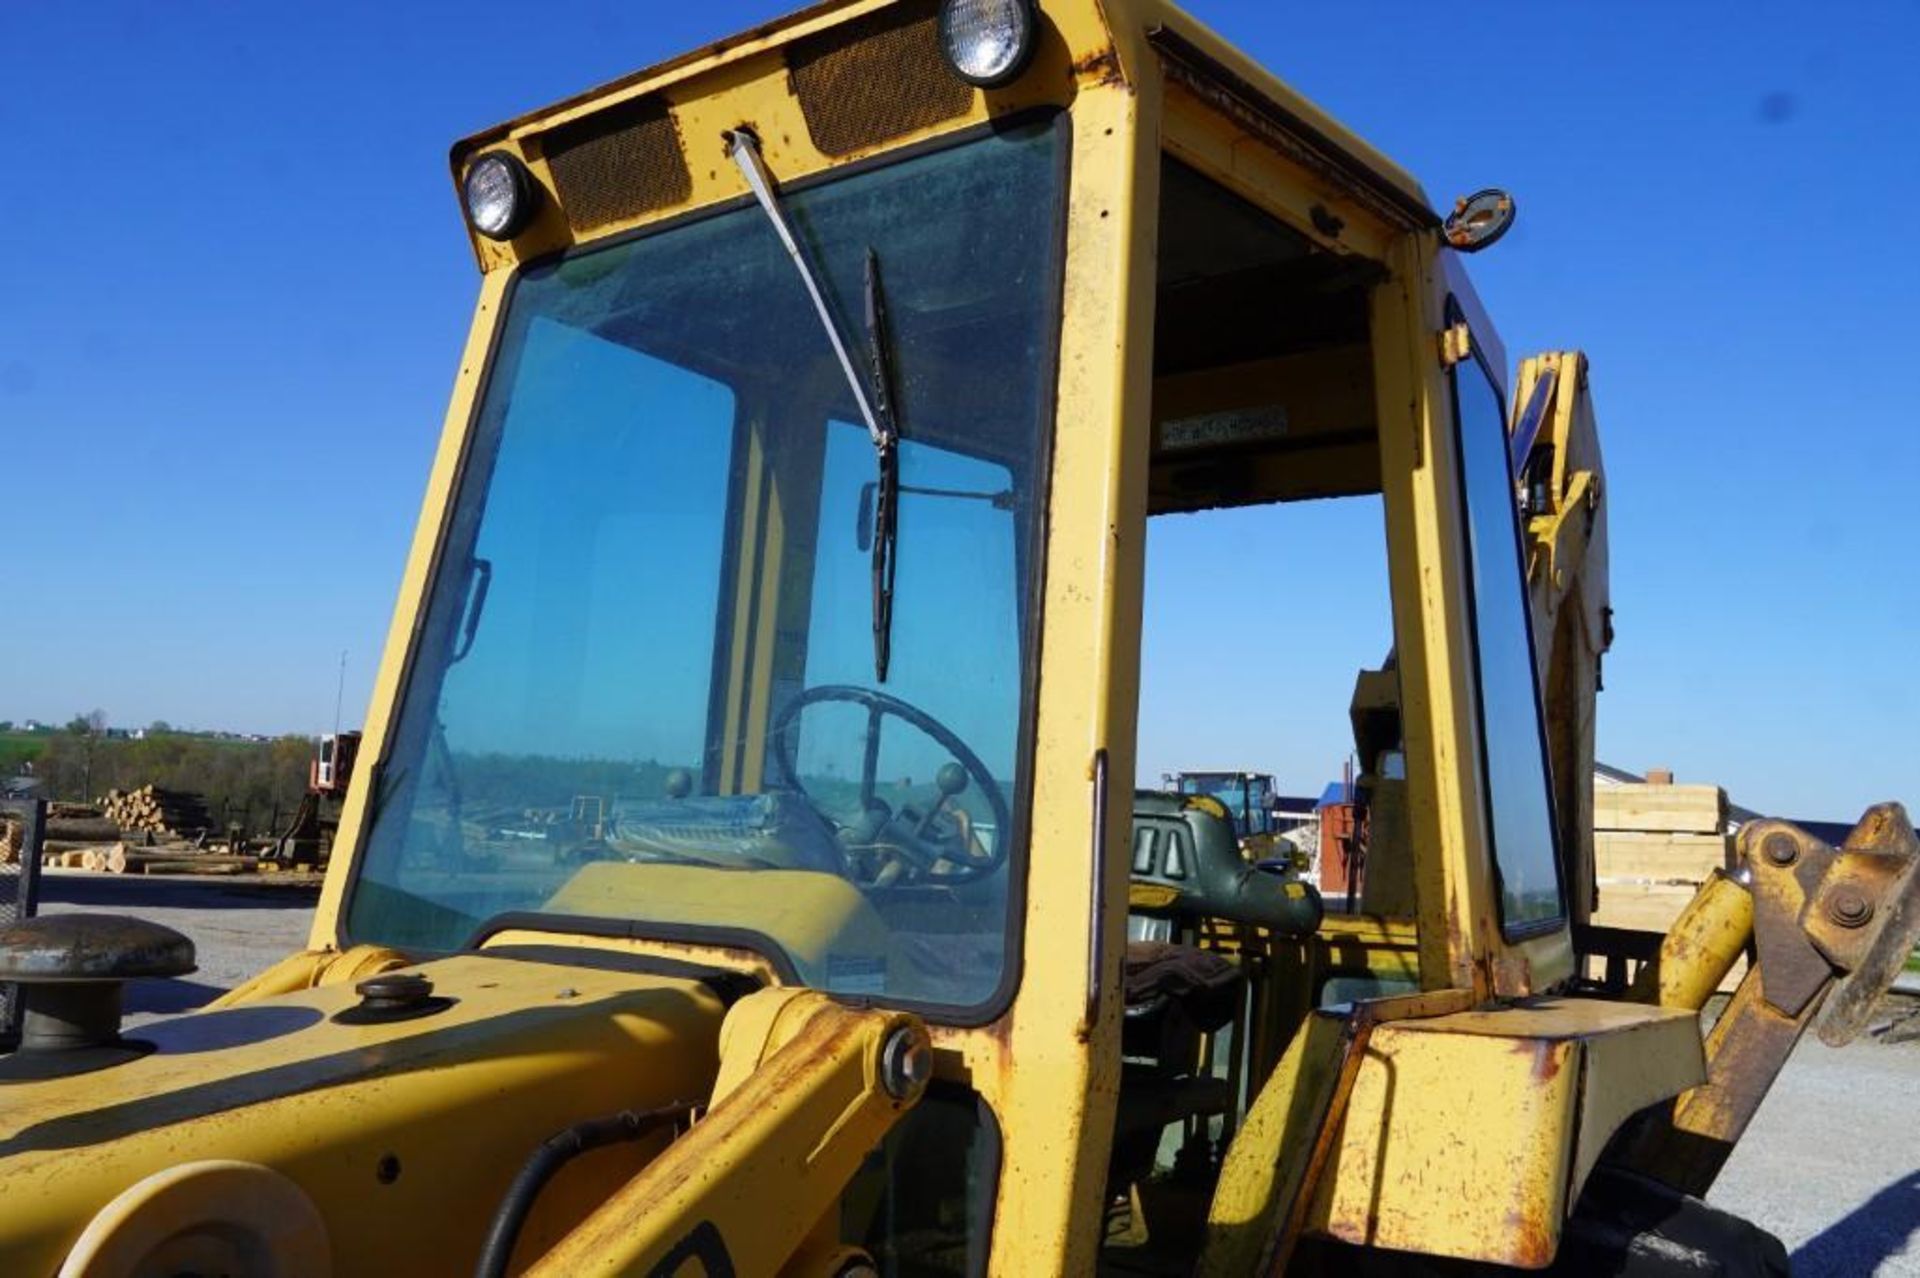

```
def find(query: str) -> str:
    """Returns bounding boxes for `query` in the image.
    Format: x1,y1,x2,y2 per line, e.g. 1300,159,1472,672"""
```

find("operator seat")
1110,792,1323,1192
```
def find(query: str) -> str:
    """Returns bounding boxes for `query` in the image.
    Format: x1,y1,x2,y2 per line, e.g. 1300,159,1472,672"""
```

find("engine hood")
0,949,736,1275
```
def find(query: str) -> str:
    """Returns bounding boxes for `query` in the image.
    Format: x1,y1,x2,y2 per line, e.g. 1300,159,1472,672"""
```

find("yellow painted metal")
524,990,927,1276
1199,1008,1347,1275
56,1160,330,1278
1367,230,1493,996
479,924,786,988
541,862,891,983
1628,870,1754,1010
1305,998,1703,1267
204,944,410,1009
0,956,725,1276
1128,882,1183,912
1567,1005,1714,1210
980,57,1160,1273
1249,915,1419,1080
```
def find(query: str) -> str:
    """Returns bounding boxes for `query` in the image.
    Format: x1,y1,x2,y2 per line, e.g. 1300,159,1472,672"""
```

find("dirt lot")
26,872,1920,1272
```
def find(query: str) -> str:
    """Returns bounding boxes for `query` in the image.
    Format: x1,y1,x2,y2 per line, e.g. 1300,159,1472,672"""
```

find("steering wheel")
770,685,1014,886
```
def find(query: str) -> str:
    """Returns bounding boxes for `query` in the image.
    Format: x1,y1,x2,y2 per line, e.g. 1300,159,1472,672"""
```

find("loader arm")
1614,804,1920,1195
523,990,932,1277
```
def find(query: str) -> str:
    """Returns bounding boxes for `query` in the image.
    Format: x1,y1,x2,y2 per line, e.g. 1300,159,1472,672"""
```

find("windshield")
1175,774,1276,837
346,115,1066,1010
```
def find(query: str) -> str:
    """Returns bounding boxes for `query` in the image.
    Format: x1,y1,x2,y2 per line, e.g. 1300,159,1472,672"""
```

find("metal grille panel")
544,97,693,233
788,3,974,158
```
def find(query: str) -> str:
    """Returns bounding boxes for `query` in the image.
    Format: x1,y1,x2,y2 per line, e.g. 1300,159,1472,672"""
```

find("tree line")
10,721,318,838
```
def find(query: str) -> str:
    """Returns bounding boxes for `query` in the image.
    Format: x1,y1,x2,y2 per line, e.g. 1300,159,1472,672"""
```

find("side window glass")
349,319,736,947
1450,314,1565,934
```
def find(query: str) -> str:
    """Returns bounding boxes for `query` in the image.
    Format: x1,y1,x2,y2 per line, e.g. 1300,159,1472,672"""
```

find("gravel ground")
23,873,1920,1271
34,868,318,1024
1711,1020,1920,1277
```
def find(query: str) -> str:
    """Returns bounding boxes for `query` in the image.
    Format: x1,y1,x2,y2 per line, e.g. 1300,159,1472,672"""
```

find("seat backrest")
1128,791,1323,937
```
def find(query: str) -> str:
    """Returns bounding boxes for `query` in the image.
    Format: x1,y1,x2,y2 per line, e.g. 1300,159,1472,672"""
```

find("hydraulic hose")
474,1101,694,1278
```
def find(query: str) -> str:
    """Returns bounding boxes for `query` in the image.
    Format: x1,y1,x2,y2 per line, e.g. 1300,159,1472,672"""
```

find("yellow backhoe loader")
4,2,1916,1274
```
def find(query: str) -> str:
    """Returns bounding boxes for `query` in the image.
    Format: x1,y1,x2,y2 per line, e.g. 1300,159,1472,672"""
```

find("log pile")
99,786,214,837
3,789,305,878
38,843,250,875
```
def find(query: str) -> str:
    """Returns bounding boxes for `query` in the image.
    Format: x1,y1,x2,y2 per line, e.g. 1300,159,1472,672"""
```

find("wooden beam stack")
1592,780,1732,935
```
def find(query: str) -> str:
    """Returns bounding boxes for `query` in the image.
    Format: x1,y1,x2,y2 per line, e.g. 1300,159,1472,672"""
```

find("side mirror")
1443,188,1516,253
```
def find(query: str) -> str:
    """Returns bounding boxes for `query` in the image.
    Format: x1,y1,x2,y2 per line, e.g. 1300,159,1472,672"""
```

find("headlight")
938,0,1038,88
463,151,540,241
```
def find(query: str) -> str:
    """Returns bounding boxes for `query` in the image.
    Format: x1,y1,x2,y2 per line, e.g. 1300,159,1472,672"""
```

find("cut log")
128,855,254,876
42,839,123,856
45,818,123,843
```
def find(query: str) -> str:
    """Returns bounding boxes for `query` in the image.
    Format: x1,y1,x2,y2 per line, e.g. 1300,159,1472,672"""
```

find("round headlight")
463,151,539,241
938,0,1038,89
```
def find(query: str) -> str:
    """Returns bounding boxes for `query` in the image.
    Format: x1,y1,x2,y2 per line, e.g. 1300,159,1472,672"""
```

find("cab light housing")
463,151,540,241
938,0,1038,89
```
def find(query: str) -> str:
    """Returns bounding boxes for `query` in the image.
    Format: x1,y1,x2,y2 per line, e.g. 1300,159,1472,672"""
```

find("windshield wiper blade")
726,128,900,681
864,249,901,683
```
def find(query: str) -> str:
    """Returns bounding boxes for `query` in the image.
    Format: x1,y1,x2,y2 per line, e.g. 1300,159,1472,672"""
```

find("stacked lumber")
0,817,20,866
1593,783,1730,886
99,785,214,837
1593,779,1731,931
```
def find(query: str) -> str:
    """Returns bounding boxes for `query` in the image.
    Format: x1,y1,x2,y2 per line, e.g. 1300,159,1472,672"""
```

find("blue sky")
2,2,1914,820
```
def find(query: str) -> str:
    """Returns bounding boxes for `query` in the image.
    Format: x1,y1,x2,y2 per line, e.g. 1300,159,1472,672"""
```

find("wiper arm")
726,128,900,681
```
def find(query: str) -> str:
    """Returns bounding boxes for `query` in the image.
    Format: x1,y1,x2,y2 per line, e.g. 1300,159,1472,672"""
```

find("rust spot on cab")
1070,47,1124,87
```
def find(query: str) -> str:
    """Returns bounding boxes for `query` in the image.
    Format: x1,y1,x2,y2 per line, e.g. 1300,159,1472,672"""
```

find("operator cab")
322,2,1573,1270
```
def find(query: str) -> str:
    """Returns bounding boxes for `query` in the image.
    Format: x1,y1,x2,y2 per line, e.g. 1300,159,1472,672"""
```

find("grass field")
0,730,49,777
